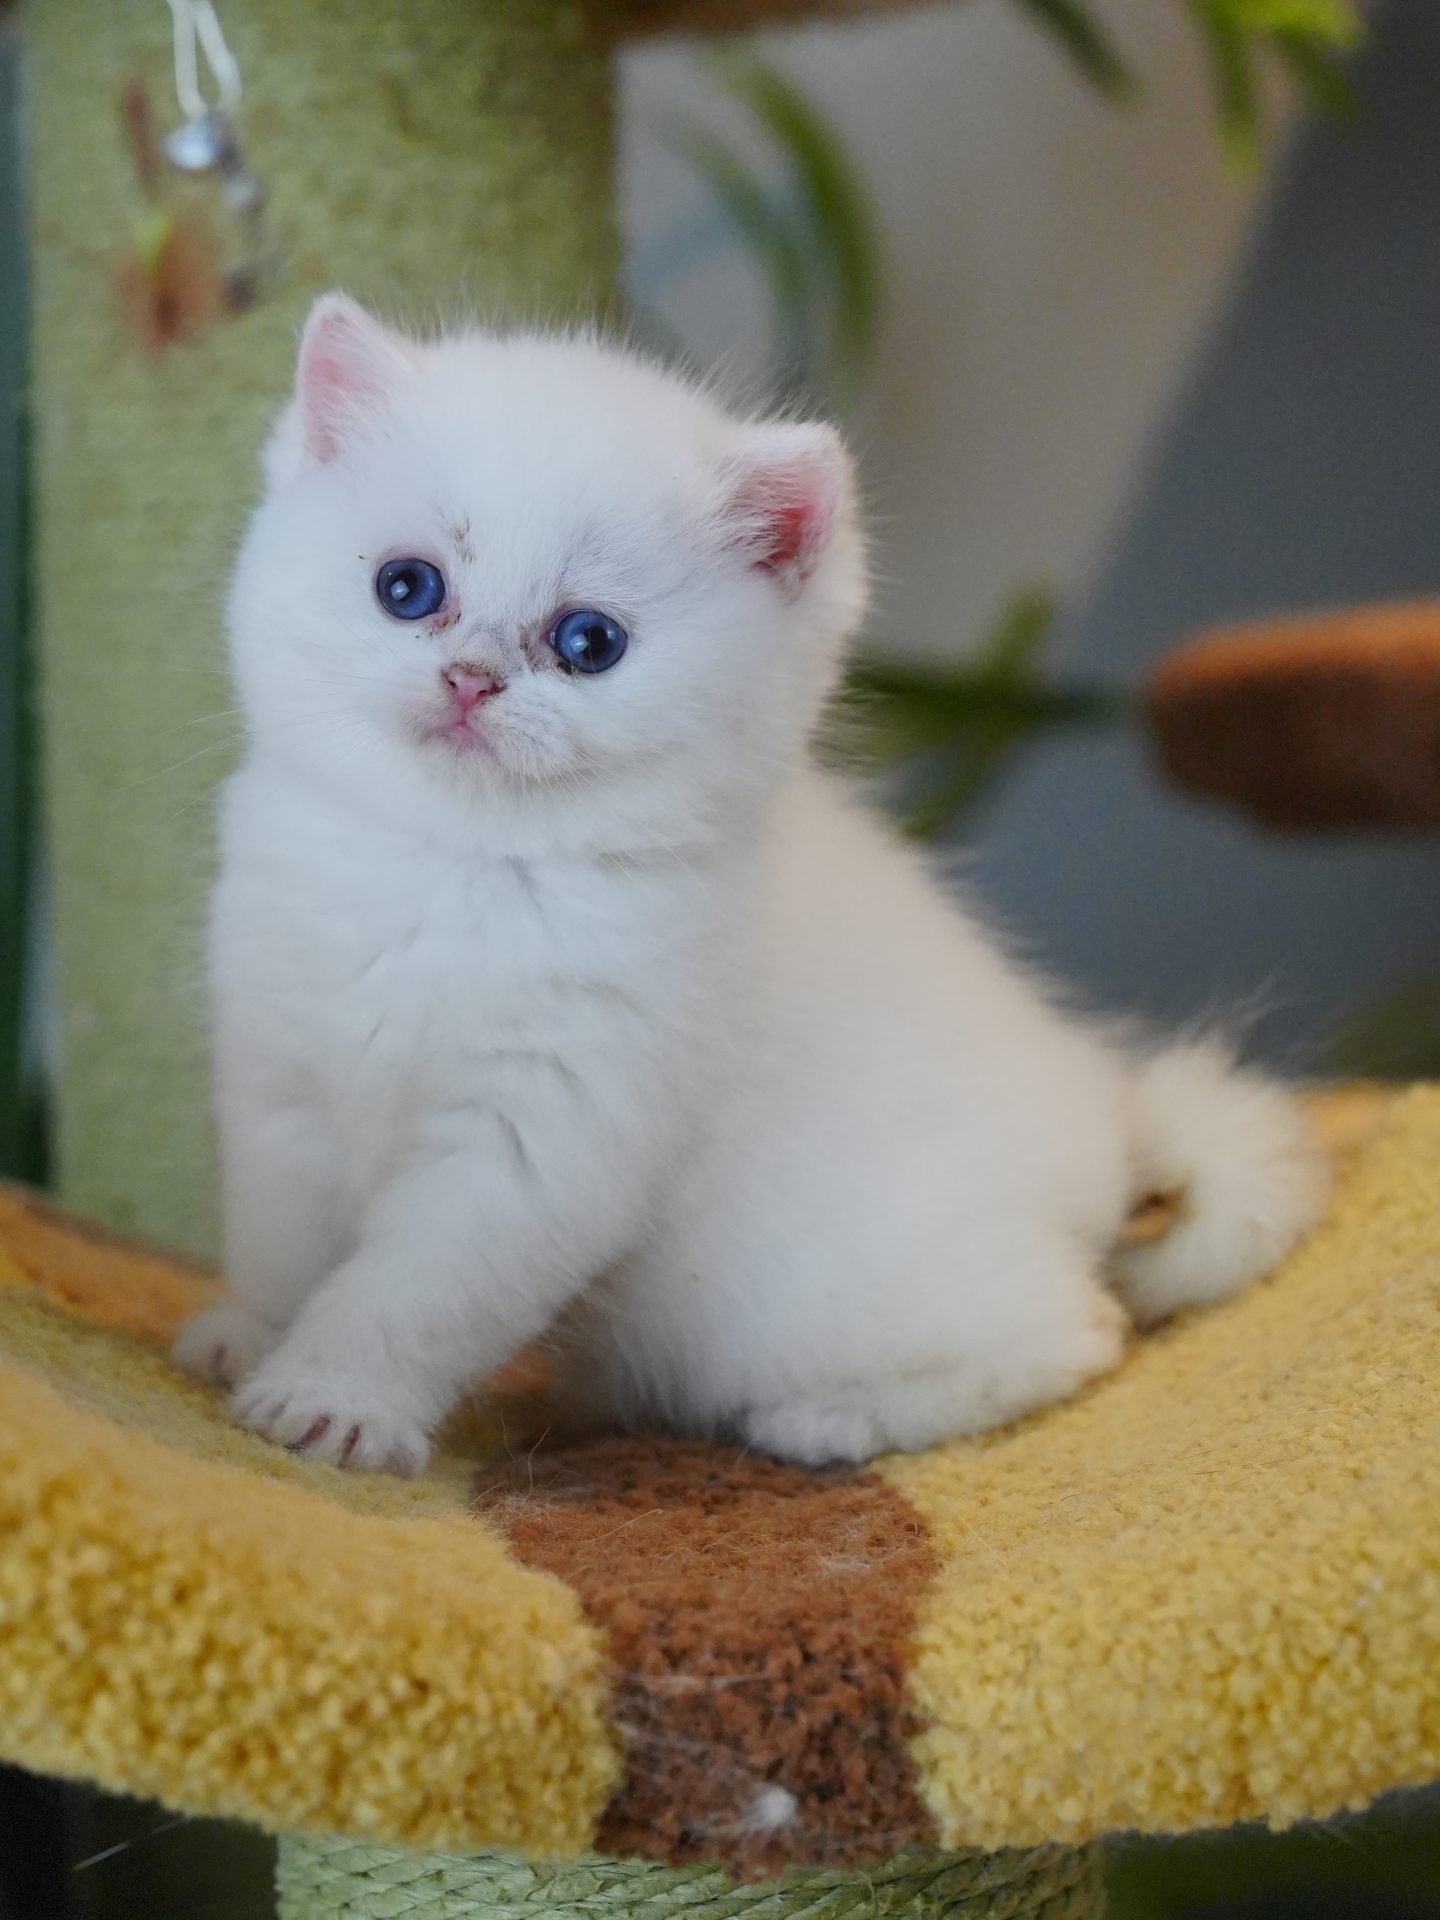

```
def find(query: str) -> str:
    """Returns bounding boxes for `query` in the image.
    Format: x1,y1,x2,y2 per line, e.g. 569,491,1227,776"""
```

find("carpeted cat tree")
16,3,1440,1916
4,1083,1440,1917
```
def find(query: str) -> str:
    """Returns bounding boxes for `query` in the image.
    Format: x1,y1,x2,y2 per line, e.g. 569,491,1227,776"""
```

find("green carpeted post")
274,1838,1107,1920
25,0,617,1250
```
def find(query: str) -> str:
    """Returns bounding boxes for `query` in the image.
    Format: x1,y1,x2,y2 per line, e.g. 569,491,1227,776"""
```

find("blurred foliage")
1020,0,1364,163
669,5,1362,408
665,75,1127,842
665,6,1362,843
662,56,880,411
833,590,1127,839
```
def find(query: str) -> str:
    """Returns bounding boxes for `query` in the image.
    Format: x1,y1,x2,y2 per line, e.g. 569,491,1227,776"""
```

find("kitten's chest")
320,857,530,1067
220,802,708,1115
296,855,617,1071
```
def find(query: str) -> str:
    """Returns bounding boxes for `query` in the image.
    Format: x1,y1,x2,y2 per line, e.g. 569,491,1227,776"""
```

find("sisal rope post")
25,0,617,1249
274,1838,1106,1920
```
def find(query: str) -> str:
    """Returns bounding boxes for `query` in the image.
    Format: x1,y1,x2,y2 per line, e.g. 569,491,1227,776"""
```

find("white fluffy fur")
173,296,1329,1473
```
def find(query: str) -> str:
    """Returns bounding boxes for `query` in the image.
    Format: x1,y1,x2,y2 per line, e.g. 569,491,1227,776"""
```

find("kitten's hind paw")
740,1402,881,1467
172,1300,282,1390
740,1288,1127,1466
231,1365,431,1476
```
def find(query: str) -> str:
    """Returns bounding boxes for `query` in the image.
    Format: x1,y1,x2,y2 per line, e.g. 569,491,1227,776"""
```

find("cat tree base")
3,1087,1439,1918
274,1837,1105,1920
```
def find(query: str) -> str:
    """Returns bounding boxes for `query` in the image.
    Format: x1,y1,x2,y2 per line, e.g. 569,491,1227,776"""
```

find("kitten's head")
230,294,866,826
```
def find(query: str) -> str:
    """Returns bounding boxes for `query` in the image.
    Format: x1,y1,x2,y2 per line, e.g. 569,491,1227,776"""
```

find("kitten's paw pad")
171,1301,281,1390
231,1370,430,1475
741,1402,879,1467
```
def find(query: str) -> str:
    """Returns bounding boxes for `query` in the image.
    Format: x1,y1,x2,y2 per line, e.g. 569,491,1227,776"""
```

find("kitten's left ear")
720,424,850,595
294,292,415,463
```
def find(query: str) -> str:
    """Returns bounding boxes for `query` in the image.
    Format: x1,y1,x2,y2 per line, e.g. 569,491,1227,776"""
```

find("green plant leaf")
1010,0,1137,98
714,58,882,399
980,586,1058,681
1007,0,1360,141
1270,26,1358,120
1230,0,1360,43
1186,0,1264,166
834,589,1129,839
663,123,820,391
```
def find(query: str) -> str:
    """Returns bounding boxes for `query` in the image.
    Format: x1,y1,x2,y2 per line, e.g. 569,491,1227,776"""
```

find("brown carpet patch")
0,1183,216,1342
477,1434,939,1877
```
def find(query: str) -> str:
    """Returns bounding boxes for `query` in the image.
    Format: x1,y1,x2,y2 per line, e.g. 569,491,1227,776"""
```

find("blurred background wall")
625,0,1440,1074
8,0,1437,1187
625,0,1283,651
974,0,1440,1071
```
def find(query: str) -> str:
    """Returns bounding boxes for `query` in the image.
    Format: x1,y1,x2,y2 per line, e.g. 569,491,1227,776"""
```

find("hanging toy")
161,0,267,311
115,0,269,349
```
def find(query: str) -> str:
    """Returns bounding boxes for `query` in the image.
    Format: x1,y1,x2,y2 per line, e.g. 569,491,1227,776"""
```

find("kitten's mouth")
430,714,494,755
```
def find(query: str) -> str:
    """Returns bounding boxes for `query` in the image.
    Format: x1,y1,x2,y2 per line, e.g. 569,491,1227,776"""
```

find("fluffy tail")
1113,1038,1330,1327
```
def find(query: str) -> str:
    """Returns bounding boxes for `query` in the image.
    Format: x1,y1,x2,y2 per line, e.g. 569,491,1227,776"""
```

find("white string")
167,0,242,121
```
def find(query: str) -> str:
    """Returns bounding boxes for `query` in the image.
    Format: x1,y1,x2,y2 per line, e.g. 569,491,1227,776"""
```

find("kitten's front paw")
172,1300,281,1390
231,1364,430,1475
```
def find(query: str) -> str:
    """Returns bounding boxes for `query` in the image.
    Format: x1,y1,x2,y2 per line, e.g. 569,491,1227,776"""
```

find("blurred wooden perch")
1147,598,1440,830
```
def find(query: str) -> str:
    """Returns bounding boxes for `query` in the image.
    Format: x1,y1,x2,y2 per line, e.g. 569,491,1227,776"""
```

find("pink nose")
444,667,502,715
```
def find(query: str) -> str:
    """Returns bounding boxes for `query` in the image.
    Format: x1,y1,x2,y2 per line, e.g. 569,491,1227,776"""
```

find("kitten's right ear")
293,293,414,464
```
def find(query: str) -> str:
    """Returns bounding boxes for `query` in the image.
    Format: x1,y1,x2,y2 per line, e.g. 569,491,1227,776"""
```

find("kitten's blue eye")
548,608,629,675
376,558,447,621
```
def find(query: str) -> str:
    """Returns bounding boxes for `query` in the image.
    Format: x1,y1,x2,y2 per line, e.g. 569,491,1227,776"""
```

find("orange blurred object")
1147,599,1440,830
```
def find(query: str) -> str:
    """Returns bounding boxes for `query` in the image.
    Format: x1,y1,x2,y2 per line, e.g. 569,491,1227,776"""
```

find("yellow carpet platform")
2,1086,1438,1916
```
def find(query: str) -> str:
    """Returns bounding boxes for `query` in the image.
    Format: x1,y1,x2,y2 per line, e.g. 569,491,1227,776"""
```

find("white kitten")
172,294,1327,1473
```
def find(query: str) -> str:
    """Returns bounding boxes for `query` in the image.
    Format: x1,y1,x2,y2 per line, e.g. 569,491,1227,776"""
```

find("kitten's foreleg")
231,1121,608,1473
173,1103,340,1389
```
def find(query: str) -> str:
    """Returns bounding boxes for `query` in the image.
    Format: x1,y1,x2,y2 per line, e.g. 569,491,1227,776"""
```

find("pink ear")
295,293,413,463
722,426,848,593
